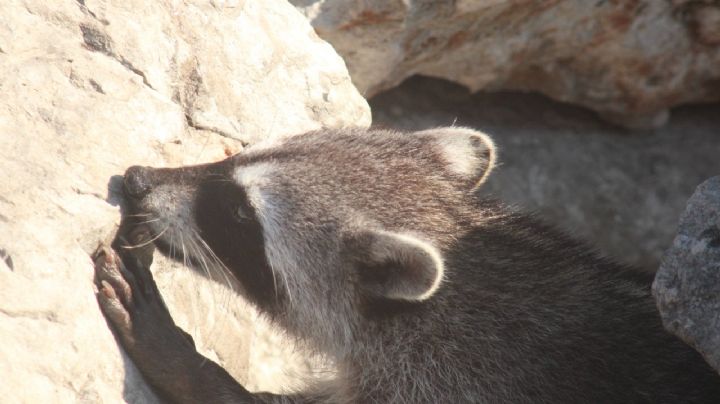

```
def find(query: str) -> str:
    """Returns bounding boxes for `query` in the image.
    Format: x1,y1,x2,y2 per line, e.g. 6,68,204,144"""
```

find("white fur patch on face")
233,162,297,299
233,162,276,213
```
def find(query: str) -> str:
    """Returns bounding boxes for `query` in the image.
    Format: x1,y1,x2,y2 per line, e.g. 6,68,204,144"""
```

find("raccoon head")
121,127,496,350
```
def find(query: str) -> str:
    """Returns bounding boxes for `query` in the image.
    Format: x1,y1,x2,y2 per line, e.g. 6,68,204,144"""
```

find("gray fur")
106,127,719,403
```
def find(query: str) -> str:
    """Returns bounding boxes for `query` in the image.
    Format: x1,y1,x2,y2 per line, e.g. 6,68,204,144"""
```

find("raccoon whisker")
123,212,154,218
178,231,195,300
191,229,236,291
133,217,162,226
166,229,179,291
203,173,231,182
179,232,192,295
188,237,236,330
196,245,229,287
188,231,232,345
174,233,207,344
185,237,226,319
120,226,169,249
188,237,226,295
186,236,212,280
169,229,176,262
193,240,215,282
179,232,187,269
188,231,235,343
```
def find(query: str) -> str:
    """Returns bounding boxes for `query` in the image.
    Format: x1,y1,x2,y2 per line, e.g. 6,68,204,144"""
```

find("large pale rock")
294,0,720,128
0,0,369,402
653,177,720,373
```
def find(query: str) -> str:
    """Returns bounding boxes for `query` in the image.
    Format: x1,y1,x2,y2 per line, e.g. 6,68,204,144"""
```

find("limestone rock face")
654,177,720,373
294,0,720,128
0,0,369,402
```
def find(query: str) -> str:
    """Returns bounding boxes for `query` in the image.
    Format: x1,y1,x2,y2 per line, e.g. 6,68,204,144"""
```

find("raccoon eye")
232,205,250,222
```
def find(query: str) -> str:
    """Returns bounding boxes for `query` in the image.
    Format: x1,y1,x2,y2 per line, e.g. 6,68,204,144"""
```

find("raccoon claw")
93,246,135,343
94,245,134,305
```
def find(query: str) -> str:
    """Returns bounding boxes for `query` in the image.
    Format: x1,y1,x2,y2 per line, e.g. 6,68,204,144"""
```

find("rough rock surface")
295,0,720,128
0,0,369,402
653,177,720,373
371,76,720,270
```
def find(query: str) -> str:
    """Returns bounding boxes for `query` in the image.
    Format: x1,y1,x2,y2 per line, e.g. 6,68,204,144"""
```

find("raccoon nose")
123,165,153,199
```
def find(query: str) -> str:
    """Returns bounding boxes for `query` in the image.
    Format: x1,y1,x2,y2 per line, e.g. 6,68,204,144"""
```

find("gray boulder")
654,176,720,373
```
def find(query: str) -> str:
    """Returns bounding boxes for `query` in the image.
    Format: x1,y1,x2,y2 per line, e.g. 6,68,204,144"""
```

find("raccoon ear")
419,127,497,189
345,230,445,301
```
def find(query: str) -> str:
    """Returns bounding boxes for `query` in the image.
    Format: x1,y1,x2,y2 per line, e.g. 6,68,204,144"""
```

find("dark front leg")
92,225,307,404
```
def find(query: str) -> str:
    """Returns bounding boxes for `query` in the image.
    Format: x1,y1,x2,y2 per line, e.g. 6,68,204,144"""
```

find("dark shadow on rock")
0,248,13,271
119,346,161,404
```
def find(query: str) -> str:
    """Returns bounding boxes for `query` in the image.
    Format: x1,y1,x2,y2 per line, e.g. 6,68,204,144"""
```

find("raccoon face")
121,127,495,344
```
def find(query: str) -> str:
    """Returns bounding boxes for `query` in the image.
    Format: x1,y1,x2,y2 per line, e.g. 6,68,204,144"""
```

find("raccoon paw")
93,245,134,339
93,226,194,354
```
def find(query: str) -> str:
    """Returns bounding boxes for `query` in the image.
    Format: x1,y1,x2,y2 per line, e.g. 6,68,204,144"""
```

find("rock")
294,0,720,128
684,1,720,46
653,177,720,373
0,0,369,402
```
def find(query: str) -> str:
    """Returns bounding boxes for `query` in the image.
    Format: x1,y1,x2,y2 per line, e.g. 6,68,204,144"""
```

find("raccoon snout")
123,165,153,199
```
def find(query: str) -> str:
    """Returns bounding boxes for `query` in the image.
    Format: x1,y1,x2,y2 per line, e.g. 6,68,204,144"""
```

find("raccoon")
93,127,720,403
